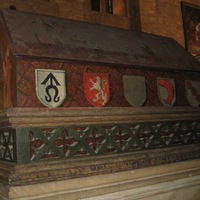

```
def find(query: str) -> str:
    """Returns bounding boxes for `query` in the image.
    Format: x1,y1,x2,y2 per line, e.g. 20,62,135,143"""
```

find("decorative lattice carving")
0,130,15,161
30,121,200,161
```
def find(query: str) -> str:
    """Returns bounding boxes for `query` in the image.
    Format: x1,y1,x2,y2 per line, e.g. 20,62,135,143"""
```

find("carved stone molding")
0,107,199,187
0,107,200,128
0,144,199,187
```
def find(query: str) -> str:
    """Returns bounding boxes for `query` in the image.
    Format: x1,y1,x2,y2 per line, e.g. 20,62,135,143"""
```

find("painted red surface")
16,58,200,108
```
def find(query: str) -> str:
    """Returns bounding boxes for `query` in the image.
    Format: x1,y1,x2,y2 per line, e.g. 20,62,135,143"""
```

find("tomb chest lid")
0,9,199,72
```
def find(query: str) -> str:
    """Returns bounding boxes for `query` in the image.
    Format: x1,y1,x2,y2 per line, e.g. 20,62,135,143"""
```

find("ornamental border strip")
0,120,199,163
29,120,200,162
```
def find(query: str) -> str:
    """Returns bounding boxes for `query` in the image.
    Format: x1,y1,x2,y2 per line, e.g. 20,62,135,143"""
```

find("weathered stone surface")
1,9,199,71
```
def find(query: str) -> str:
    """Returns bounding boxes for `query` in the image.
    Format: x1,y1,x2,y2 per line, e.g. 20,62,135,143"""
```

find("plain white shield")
123,75,146,106
35,69,66,108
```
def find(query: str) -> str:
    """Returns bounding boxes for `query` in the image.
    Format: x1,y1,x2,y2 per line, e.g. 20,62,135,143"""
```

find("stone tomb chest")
0,9,200,109
0,9,200,198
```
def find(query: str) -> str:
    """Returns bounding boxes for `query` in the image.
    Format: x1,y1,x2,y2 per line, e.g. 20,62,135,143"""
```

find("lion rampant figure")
90,76,108,105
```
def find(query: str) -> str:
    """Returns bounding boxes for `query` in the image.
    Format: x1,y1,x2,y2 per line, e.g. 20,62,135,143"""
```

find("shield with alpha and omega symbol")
157,77,176,106
83,72,110,107
35,69,66,108
123,75,146,107
185,80,200,107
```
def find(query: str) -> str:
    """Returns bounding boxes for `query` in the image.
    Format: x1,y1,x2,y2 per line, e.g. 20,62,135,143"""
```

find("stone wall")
0,0,131,29
1,0,200,48
139,0,200,47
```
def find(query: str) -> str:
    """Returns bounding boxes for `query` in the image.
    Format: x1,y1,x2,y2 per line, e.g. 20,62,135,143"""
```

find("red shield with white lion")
83,73,110,107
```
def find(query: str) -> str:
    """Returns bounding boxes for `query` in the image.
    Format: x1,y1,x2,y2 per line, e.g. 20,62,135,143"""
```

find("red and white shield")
157,77,176,106
83,73,110,107
185,80,200,107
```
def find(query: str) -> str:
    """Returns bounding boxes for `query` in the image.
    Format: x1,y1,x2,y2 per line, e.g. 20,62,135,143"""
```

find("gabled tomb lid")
0,9,199,71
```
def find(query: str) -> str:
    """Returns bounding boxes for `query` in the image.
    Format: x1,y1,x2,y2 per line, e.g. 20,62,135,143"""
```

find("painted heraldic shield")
185,80,200,107
35,69,66,108
157,77,176,106
123,75,146,106
83,73,110,107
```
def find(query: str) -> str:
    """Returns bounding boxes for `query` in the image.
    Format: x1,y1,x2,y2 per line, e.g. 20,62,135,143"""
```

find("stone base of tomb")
0,159,200,200
0,107,200,199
